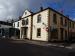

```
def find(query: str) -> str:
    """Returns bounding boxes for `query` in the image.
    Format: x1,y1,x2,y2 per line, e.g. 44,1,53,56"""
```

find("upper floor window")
25,18,28,25
64,19,67,26
22,18,28,25
72,23,74,28
17,22,19,27
37,14,41,23
60,17,63,25
53,14,57,24
25,12,27,15
69,21,71,28
22,20,25,25
37,28,41,37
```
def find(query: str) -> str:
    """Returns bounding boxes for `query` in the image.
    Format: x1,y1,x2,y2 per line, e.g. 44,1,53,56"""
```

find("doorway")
21,27,28,39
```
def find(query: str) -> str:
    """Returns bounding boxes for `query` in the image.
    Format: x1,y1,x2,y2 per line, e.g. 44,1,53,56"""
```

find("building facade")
0,21,13,38
13,7,75,42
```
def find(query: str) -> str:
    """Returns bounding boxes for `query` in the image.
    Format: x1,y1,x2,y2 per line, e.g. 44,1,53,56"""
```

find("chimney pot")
40,7,43,11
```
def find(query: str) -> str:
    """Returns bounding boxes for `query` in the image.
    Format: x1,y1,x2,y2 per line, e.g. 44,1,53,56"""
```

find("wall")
13,21,21,30
32,9,49,41
49,10,69,41
22,10,31,18
20,16,32,39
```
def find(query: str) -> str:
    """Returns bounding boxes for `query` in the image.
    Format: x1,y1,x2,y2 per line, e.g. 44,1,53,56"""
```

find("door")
22,27,28,39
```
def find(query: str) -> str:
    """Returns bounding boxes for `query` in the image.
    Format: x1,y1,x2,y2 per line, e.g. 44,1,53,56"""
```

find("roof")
14,7,75,23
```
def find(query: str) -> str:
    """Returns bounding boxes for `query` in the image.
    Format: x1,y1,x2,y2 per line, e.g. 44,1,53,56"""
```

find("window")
22,19,28,25
69,21,71,28
17,22,19,27
60,17,63,25
72,23,74,28
53,14,57,24
13,23,15,27
22,20,25,25
65,19,67,26
37,14,41,23
37,28,41,37
25,12,27,15
25,18,28,25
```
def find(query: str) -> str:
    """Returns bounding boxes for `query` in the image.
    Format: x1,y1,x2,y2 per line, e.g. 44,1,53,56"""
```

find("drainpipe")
30,14,33,40
48,9,50,42
68,19,69,43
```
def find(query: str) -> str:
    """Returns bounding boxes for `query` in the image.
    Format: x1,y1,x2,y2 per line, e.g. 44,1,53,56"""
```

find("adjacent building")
0,21,12,38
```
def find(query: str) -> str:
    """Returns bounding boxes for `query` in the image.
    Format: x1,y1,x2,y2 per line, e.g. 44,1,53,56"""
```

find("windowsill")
37,36,41,38
37,22,41,23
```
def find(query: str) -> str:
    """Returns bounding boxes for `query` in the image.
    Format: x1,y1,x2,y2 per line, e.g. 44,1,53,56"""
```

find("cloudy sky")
0,0,75,21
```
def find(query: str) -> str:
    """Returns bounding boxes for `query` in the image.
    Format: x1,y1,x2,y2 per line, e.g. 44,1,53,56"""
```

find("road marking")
65,47,73,49
59,45,64,47
52,45,57,46
47,44,53,46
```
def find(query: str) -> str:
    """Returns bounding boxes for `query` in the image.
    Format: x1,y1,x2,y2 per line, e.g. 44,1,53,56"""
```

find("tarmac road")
0,39,75,56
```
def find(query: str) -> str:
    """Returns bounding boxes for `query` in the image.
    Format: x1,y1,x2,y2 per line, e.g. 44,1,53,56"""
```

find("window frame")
53,14,57,24
72,23,74,28
37,14,41,23
22,20,25,25
13,23,15,27
69,21,71,28
60,17,63,25
25,18,28,25
17,22,19,27
64,19,67,26
37,28,41,37
25,12,27,15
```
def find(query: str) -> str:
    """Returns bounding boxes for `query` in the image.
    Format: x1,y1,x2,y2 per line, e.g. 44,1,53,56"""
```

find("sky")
0,0,75,21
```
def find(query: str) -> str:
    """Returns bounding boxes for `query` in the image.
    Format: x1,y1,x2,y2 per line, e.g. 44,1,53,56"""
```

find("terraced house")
13,7,75,42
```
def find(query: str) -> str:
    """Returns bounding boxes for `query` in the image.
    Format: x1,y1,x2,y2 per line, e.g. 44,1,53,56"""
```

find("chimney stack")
40,7,43,11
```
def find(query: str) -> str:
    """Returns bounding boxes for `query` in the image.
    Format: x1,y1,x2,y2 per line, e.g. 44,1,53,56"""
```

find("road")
0,39,75,56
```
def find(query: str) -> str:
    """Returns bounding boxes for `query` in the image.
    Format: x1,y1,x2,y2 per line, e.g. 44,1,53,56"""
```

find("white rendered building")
13,7,75,42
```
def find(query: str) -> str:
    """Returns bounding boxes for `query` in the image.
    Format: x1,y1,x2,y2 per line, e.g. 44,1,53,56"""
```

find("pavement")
11,39,75,49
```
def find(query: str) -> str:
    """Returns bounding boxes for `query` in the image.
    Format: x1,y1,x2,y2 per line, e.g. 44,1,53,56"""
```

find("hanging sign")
45,27,48,32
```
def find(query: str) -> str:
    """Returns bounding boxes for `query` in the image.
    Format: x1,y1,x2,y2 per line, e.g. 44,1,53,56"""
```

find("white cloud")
0,0,61,21
0,0,74,21
0,0,29,21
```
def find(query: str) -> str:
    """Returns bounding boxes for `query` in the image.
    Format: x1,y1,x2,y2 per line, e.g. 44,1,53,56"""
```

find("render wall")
32,9,49,41
20,16,32,39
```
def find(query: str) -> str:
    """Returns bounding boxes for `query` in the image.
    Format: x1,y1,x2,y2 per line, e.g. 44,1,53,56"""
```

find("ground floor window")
37,28,41,37
60,28,63,40
51,29,58,39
